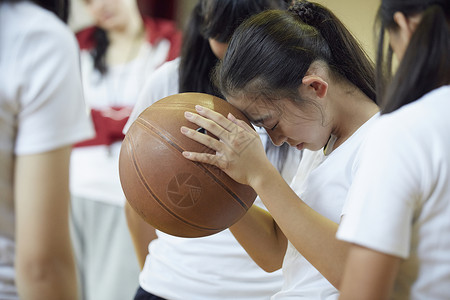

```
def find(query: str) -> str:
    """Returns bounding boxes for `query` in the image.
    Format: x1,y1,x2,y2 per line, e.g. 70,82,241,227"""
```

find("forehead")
227,96,280,120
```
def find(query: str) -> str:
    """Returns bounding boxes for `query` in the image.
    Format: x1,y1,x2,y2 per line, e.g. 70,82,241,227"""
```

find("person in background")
124,0,301,299
69,0,181,299
181,0,379,298
0,0,94,299
337,0,450,299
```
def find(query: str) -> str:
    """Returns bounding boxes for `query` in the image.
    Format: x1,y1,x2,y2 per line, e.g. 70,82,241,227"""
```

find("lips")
296,143,304,150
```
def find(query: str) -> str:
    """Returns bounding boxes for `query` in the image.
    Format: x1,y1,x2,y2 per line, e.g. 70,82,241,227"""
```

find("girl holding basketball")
124,1,300,299
337,0,450,298
182,0,379,298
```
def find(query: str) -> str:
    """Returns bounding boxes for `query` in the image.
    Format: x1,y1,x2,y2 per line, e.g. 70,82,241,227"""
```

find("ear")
301,75,328,99
393,12,417,40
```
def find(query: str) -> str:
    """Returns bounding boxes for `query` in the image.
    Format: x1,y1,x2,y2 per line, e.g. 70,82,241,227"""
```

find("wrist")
249,161,281,194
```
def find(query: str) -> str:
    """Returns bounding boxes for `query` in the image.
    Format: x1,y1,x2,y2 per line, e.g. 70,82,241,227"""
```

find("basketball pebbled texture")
119,93,257,238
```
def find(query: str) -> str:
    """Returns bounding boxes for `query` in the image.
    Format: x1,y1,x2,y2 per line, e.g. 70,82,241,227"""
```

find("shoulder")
140,58,180,100
3,2,75,45
153,58,180,77
125,58,181,132
378,85,450,129
2,2,79,81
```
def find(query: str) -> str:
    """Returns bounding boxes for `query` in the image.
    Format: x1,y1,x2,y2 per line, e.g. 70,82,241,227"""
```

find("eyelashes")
270,122,279,131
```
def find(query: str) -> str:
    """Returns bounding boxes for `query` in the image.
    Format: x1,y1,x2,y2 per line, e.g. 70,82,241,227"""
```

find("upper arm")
14,146,73,261
124,201,158,269
339,244,401,300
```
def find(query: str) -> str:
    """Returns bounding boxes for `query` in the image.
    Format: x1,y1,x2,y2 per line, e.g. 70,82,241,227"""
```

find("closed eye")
270,122,279,131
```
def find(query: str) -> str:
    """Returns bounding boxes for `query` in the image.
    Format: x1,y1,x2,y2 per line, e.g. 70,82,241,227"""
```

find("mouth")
295,143,304,151
288,141,304,150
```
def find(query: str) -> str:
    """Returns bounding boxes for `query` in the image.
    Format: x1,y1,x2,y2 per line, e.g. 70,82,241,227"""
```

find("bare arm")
229,204,287,272
251,165,350,287
14,146,79,300
339,244,400,300
182,106,350,288
124,201,158,269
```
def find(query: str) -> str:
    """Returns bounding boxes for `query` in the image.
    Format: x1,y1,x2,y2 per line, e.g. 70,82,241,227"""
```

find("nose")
266,130,287,147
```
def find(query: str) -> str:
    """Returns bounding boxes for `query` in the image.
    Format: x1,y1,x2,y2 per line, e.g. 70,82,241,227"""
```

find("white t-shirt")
124,58,302,300
0,2,94,299
272,113,379,299
337,86,450,300
70,35,172,206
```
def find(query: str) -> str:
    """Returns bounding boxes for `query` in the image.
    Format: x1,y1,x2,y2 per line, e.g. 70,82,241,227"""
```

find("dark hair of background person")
179,0,292,172
0,0,69,22
375,0,449,114
87,0,175,74
178,0,289,98
215,0,376,110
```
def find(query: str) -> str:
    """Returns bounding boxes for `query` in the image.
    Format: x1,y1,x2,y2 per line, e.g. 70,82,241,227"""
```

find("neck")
106,17,146,65
108,17,145,45
328,83,379,149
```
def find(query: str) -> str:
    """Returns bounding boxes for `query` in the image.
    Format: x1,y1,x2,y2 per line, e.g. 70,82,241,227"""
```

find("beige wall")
314,0,379,60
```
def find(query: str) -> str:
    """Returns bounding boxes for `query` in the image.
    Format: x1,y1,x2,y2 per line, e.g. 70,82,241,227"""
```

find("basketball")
119,93,257,238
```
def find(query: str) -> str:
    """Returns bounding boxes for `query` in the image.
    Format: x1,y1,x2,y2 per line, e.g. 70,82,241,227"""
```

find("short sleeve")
15,16,94,155
337,118,419,258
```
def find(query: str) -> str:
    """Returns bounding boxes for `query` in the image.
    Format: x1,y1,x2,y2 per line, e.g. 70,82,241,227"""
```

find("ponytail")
379,3,450,113
290,1,376,102
216,0,376,104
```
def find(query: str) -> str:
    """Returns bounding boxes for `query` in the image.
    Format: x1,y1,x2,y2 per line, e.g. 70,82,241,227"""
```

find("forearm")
125,201,157,269
230,204,287,272
252,166,350,288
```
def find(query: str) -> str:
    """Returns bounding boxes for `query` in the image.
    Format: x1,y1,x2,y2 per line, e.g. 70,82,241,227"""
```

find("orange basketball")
119,93,257,237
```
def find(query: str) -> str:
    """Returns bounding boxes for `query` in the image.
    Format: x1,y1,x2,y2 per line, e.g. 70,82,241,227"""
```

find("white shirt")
272,113,379,299
125,58,302,300
70,35,172,206
0,2,94,298
337,86,450,300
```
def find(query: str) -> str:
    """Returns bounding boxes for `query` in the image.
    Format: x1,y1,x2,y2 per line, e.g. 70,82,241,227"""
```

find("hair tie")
289,0,320,26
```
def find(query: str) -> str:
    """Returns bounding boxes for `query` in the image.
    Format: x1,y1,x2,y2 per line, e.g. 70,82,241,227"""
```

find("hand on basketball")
181,105,270,187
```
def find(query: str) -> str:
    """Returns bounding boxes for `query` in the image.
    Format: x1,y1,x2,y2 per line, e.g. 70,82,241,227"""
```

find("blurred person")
124,1,301,299
0,0,94,299
69,0,181,299
337,0,450,299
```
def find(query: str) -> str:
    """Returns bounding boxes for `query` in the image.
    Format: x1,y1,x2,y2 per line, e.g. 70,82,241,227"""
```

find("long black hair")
178,0,288,97
0,0,69,22
178,0,291,172
215,0,376,107
376,0,450,114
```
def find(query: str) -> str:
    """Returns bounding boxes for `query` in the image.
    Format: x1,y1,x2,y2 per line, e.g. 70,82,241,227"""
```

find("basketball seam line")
137,117,250,211
127,133,220,232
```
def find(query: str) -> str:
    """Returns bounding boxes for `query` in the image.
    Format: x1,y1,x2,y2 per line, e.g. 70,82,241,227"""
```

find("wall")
314,0,379,60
